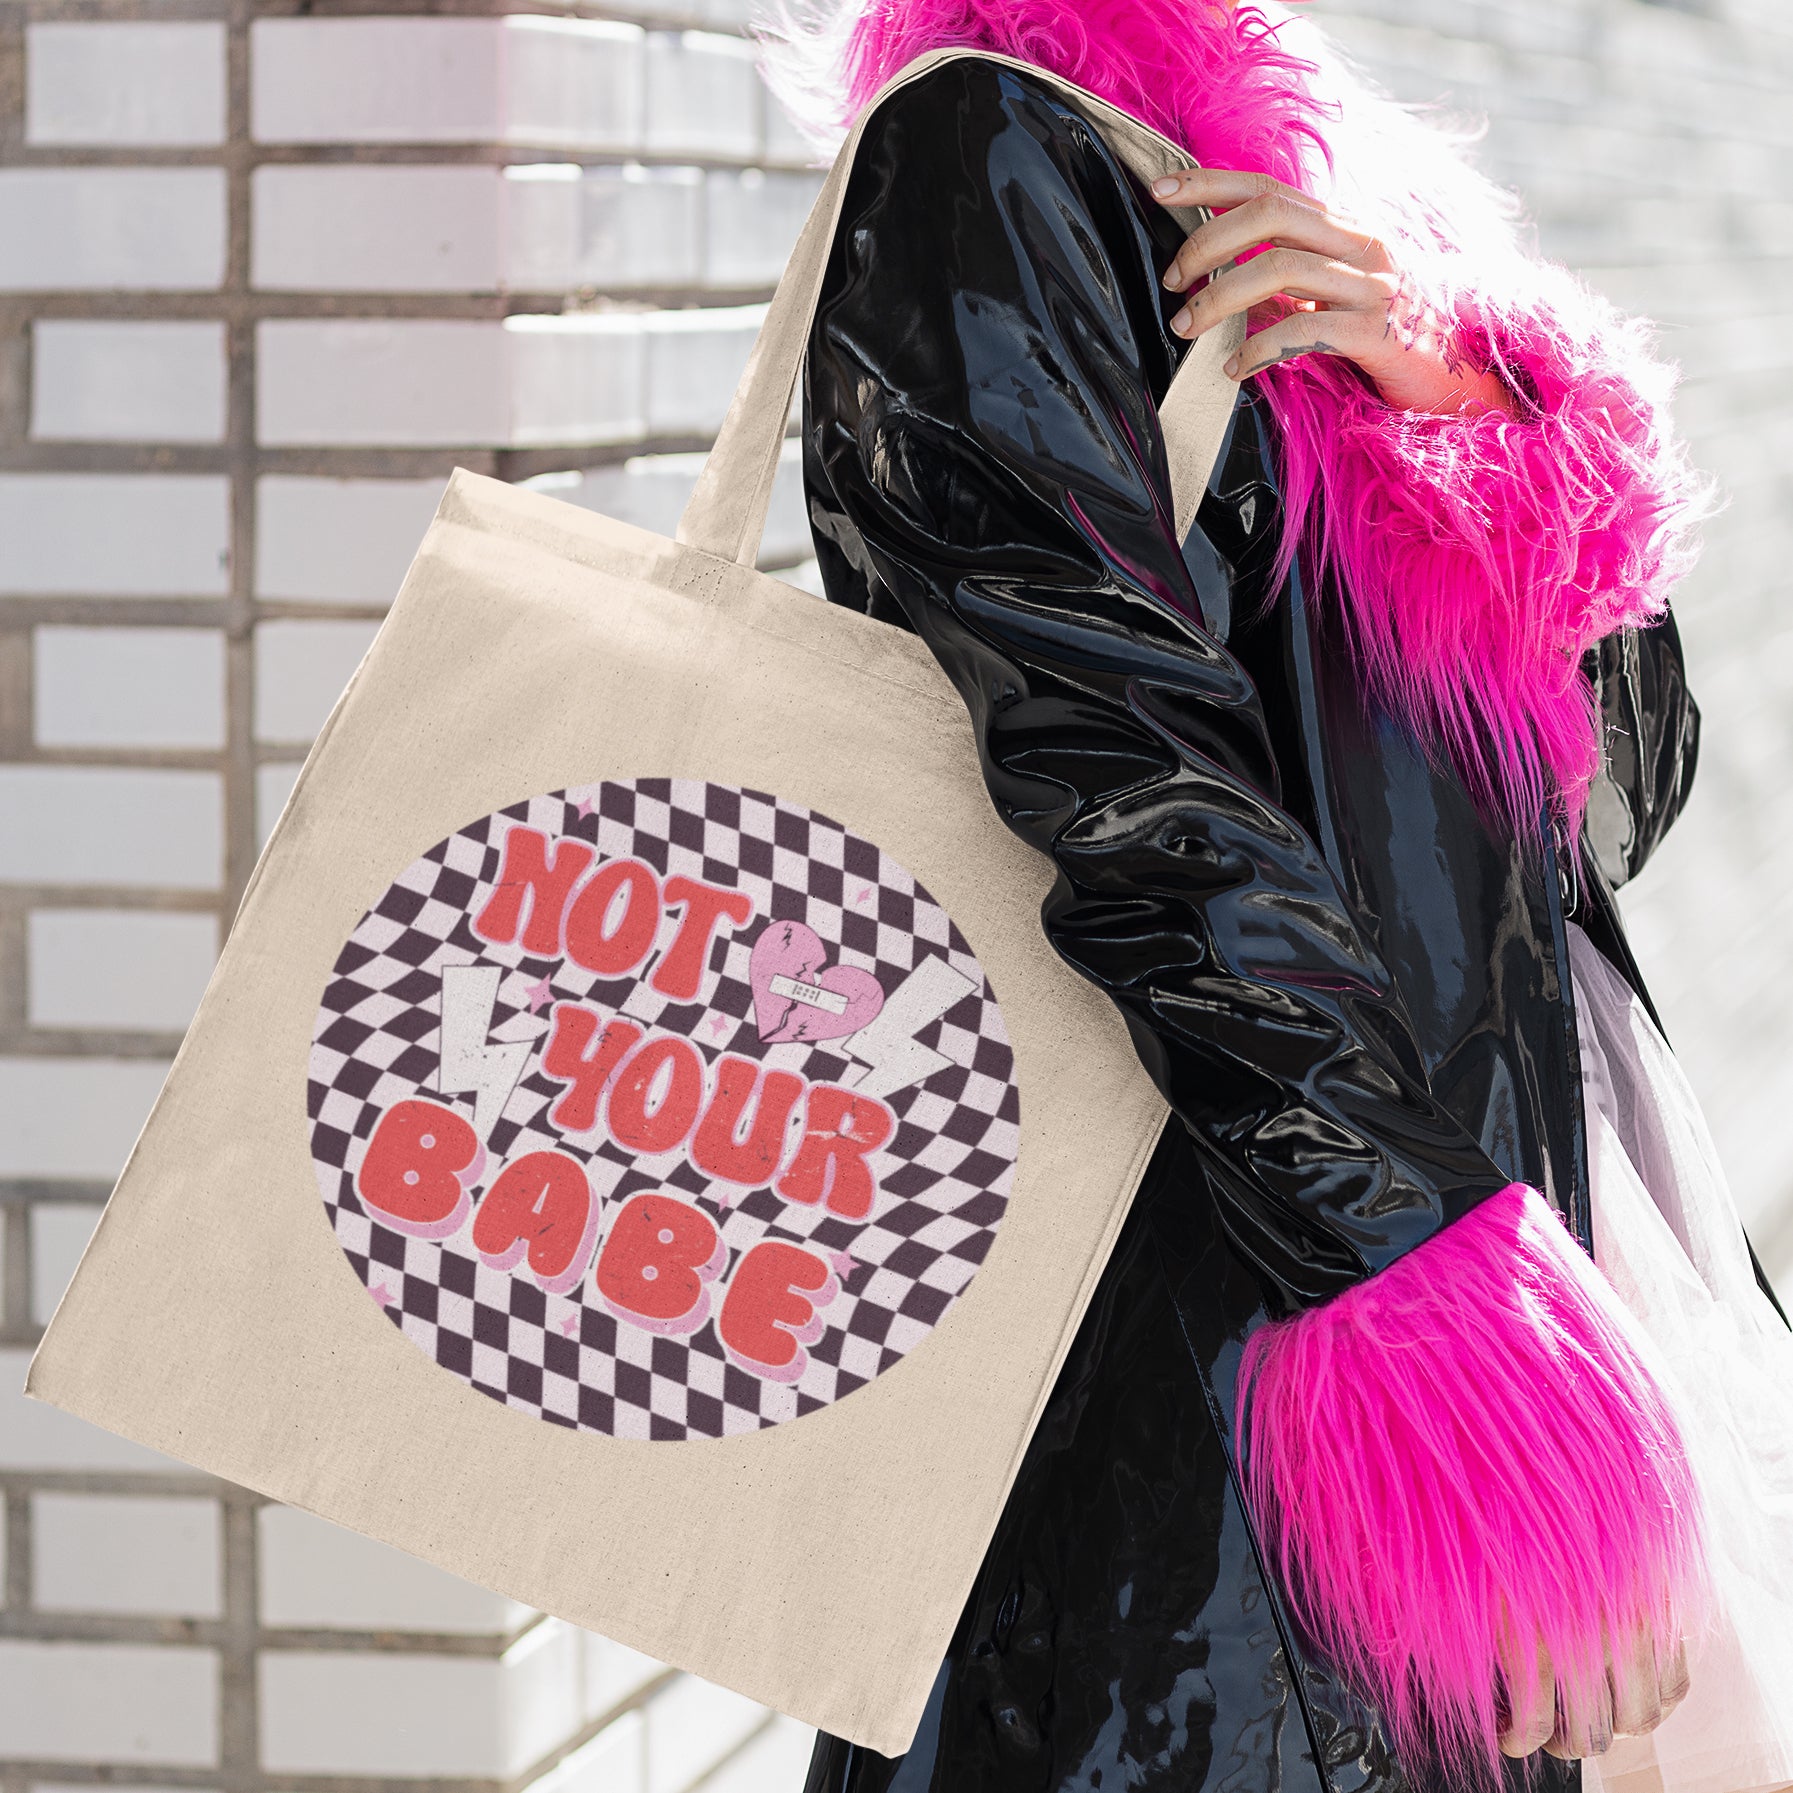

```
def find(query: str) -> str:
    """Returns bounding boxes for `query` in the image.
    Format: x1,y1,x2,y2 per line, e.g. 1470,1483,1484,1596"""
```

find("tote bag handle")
676,46,1245,569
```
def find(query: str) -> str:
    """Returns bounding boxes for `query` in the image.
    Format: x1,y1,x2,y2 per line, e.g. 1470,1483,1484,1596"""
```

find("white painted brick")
636,0,755,21
642,1673,767,1793
0,1058,167,1181
256,762,302,851
0,767,222,890
260,317,730,449
253,18,504,143
255,475,444,605
34,626,226,750
537,439,807,565
704,169,820,287
0,169,225,292
0,1640,214,1763
253,619,382,744
31,1203,101,1326
253,166,502,293
26,22,226,148
31,321,226,444
580,1632,665,1720
644,32,761,159
33,1494,221,1617
763,78,817,163
523,456,700,538
504,164,703,291
506,314,648,446
700,1716,817,1793
506,16,646,151
530,1710,645,1793
257,319,509,448
0,1348,176,1471
643,304,762,437
259,1506,532,1634
0,474,230,598
779,557,826,597
260,1654,512,1777
252,17,645,151
28,910,218,1033
499,1618,587,1770
260,1620,620,1776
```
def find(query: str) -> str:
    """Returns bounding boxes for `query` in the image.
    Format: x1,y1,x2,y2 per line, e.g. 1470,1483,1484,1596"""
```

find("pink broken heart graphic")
749,920,884,1045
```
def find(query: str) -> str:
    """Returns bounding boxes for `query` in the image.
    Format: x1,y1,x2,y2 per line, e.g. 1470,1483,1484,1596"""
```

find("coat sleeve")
801,58,1514,1313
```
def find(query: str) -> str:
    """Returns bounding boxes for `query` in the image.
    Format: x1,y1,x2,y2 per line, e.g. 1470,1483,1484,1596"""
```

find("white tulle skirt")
1567,921,1793,1793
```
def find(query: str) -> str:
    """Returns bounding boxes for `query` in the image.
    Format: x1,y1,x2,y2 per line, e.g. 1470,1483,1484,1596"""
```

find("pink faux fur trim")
767,0,1710,841
1263,306,1703,836
1236,1182,1705,1776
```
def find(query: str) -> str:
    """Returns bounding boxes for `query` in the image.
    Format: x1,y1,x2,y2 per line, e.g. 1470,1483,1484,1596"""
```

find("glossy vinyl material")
796,58,1702,1791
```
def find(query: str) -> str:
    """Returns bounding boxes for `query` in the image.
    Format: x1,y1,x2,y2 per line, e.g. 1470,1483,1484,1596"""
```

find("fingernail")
1224,355,1241,377
1171,308,1192,335
1152,176,1180,198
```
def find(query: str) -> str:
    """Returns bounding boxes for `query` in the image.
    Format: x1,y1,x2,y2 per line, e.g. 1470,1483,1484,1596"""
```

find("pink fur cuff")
1237,1181,1704,1775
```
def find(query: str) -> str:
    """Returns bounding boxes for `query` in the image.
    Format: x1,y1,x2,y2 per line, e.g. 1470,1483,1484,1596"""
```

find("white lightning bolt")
437,965,537,1138
841,957,978,1101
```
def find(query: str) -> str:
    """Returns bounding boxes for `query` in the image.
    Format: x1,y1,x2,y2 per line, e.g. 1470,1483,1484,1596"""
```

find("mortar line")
1,1204,30,1339
222,0,258,928
2,1489,29,1612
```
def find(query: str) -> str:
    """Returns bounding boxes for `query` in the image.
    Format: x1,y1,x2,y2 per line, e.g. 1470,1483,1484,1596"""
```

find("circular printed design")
307,781,1018,1440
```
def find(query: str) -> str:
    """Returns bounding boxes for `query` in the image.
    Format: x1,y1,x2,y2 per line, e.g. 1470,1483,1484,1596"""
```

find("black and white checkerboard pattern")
308,781,1019,1440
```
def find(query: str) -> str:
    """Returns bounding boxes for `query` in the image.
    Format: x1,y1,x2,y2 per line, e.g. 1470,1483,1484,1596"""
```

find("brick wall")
0,1,815,1785
1,0,1788,1782
1310,0,1793,1285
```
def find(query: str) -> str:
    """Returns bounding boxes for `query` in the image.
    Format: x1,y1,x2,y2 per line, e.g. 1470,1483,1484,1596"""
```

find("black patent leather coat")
796,58,1719,1793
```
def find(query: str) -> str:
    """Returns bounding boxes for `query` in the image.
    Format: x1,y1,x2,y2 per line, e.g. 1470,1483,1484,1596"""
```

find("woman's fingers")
1546,1680,1615,1761
1609,1628,1665,1737
1224,307,1385,379
1169,248,1396,339
1498,1636,1557,1758
1658,1637,1691,1719
1160,189,1381,296
1494,1630,1691,1763
1150,167,1510,416
1151,166,1299,213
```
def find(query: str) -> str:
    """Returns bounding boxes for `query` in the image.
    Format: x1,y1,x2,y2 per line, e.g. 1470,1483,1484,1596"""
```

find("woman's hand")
1497,1627,1691,1760
1152,167,1513,418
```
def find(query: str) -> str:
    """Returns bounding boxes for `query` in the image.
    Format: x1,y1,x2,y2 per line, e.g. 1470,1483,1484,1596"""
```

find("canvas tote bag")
28,48,1243,1755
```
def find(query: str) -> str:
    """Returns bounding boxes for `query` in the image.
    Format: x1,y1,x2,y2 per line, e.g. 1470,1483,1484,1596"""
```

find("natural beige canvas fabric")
28,50,1234,1755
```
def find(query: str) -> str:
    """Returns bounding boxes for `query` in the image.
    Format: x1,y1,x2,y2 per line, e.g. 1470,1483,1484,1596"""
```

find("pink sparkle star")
829,1250,858,1280
560,1314,580,1335
855,885,874,904
369,1281,395,1307
709,1014,729,1037
523,976,554,1013
574,796,596,818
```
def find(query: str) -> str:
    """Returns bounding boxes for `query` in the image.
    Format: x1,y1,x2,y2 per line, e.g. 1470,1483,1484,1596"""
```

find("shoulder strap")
675,46,1243,568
